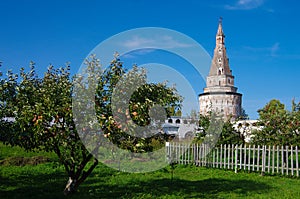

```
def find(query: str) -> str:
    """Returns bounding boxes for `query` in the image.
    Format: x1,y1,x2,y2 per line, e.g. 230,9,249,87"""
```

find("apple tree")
0,54,182,194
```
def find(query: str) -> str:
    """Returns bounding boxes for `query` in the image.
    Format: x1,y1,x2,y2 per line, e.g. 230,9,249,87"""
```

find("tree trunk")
63,158,98,195
64,177,78,195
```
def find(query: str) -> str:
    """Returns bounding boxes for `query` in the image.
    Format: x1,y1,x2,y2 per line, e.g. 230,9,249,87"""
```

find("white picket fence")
166,142,300,177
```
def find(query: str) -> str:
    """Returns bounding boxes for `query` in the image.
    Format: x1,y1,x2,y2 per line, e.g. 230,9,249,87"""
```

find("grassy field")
1,143,300,199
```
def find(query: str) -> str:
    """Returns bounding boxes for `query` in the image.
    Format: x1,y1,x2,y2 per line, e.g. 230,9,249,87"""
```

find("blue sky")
0,0,299,119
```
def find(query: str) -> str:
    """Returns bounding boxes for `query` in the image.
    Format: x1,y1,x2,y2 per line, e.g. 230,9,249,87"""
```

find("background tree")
193,113,244,146
0,63,18,142
251,99,300,146
238,108,249,120
292,98,300,112
216,120,244,146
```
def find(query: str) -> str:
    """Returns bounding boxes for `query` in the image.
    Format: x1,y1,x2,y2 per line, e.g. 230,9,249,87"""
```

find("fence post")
187,143,189,165
252,145,256,171
200,144,202,166
227,144,230,169
211,148,216,168
239,144,246,170
261,145,266,176
220,144,223,169
216,147,219,168
277,145,279,173
231,144,235,169
247,145,250,171
281,146,284,175
291,146,294,176
296,146,299,177
268,145,271,173
257,145,260,172
272,145,275,174
224,144,227,169
286,145,289,176
204,144,207,166
235,145,238,173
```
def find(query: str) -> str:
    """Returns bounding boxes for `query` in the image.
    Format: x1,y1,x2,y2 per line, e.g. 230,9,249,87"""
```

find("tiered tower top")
204,17,237,93
209,17,232,77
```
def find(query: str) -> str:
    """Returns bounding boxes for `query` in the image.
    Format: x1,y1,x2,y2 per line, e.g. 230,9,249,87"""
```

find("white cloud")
121,35,193,49
123,36,154,48
270,42,279,57
225,0,265,10
121,49,156,59
243,42,280,57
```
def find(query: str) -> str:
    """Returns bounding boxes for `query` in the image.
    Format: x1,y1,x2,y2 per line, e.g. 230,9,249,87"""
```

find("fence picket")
235,145,238,173
268,145,271,173
262,145,266,174
239,145,246,170
291,146,294,176
212,147,216,168
247,145,250,171
281,146,284,175
296,146,299,177
216,147,219,168
277,146,279,173
220,145,223,168
165,143,300,178
286,146,289,176
272,145,275,174
257,145,260,172
252,145,256,171
224,144,227,169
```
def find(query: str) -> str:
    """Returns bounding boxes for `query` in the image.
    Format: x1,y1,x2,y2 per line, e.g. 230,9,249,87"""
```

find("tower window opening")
218,67,224,75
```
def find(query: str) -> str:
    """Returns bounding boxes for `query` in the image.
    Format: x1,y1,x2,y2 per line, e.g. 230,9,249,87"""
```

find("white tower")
199,18,242,120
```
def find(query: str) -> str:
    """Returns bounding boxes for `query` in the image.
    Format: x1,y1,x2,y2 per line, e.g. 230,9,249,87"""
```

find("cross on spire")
216,17,225,38
219,16,223,24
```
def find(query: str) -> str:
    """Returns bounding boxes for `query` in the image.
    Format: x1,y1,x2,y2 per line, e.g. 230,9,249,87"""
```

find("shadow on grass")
82,177,272,198
1,166,272,199
0,169,67,199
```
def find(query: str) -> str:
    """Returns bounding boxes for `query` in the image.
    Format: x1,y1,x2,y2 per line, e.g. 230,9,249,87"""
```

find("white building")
162,116,200,139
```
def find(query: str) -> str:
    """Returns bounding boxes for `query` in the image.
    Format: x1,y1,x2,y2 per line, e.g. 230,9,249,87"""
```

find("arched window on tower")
218,67,223,75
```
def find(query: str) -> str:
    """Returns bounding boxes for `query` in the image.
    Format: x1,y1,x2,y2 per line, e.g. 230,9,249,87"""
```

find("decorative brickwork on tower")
199,18,242,120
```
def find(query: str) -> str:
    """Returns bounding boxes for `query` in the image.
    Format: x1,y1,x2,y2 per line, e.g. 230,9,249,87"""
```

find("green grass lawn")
1,142,300,199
